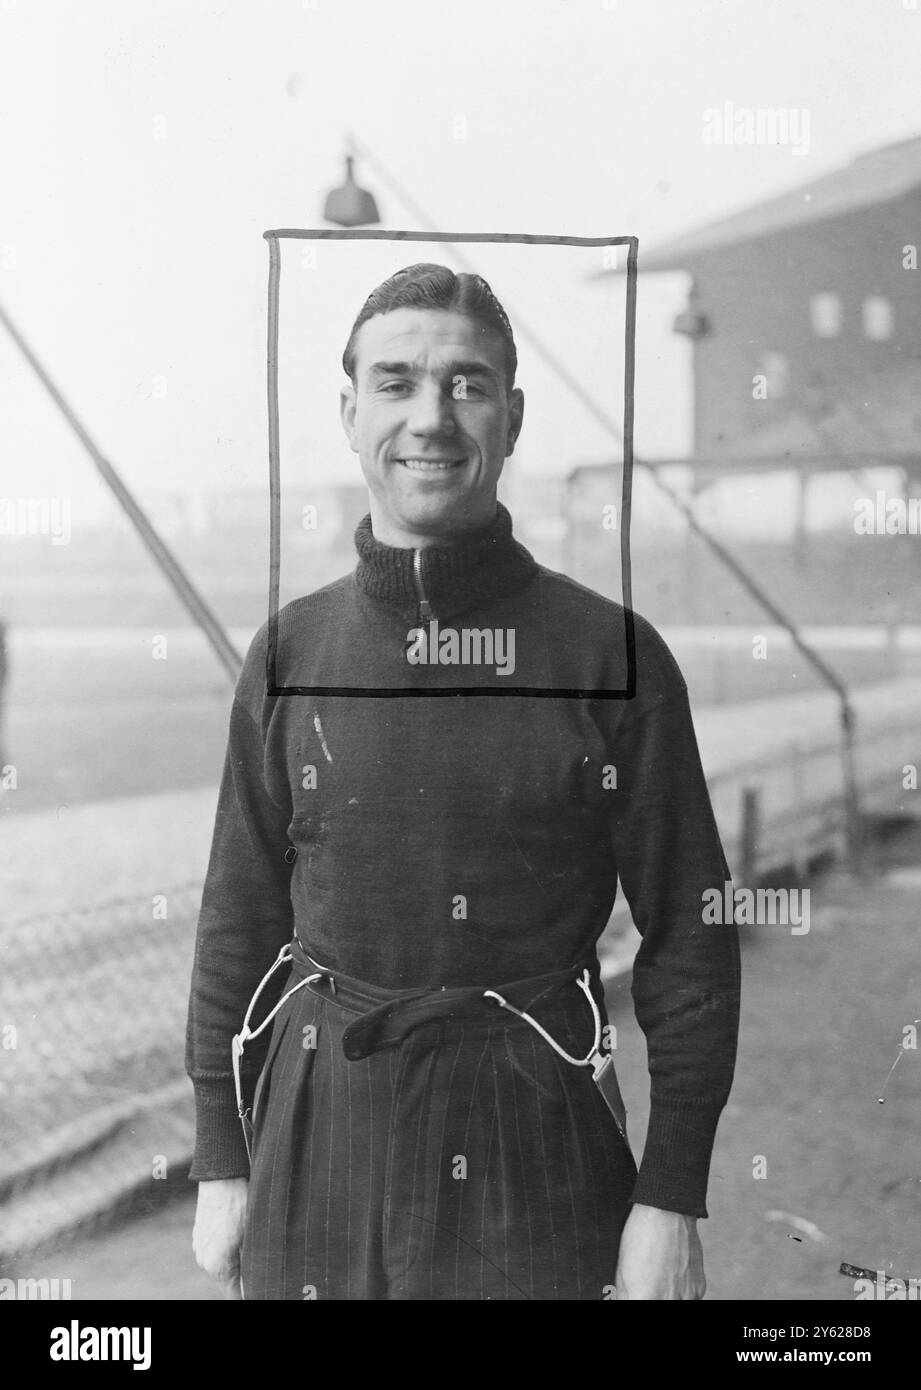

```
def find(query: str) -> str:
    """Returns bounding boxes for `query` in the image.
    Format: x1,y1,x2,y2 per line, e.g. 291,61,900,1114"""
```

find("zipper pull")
413,548,434,622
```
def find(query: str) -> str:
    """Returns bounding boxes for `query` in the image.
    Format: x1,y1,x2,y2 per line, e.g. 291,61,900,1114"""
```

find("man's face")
340,307,524,546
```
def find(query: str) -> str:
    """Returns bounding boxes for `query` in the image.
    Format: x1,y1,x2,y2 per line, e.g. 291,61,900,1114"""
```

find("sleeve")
184,668,296,1181
606,684,741,1219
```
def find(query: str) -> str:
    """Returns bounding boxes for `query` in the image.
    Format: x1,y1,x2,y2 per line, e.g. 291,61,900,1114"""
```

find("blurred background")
1,0,920,1301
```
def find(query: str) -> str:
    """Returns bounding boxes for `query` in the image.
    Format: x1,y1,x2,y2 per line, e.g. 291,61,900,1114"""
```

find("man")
187,262,740,1301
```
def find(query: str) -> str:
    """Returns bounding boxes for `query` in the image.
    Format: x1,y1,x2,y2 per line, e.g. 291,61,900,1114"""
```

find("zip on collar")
352,505,539,621
413,548,434,622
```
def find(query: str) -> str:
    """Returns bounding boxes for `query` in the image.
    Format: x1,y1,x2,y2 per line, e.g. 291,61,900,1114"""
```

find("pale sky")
1,0,919,531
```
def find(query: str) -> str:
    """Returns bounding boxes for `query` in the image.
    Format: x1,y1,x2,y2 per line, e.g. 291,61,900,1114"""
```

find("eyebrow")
366,359,501,383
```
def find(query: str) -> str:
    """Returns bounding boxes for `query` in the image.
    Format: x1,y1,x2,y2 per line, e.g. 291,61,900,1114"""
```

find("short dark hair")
342,262,517,391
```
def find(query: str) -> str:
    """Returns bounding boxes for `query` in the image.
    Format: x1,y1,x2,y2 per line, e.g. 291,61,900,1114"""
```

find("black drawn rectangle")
263,228,638,698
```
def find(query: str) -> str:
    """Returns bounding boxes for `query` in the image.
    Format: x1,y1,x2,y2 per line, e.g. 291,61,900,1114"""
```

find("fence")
0,884,200,1259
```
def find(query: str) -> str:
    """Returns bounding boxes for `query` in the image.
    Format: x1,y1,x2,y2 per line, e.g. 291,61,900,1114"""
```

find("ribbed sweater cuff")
188,1077,251,1182
629,1097,724,1219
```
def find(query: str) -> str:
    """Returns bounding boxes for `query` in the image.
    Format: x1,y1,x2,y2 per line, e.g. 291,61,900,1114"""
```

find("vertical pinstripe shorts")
239,948,637,1301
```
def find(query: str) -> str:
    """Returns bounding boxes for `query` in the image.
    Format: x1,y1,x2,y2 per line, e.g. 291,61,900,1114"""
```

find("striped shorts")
239,948,637,1301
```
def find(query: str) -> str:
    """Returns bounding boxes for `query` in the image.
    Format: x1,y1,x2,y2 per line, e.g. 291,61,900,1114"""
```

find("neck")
368,499,499,551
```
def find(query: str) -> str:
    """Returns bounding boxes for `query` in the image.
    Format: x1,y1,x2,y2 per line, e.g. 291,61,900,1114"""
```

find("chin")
401,507,457,533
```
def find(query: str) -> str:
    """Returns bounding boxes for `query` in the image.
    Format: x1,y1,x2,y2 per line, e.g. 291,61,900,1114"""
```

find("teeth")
398,458,462,472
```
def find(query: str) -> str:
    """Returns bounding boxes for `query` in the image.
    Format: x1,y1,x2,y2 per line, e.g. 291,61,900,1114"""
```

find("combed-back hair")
342,262,517,390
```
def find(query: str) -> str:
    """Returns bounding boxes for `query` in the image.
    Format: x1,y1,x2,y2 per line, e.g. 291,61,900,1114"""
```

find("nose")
405,380,457,437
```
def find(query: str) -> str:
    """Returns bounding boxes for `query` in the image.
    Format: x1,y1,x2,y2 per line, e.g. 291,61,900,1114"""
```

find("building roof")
620,135,921,272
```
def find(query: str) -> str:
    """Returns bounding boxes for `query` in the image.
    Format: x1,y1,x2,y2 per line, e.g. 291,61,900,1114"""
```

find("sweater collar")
353,503,538,622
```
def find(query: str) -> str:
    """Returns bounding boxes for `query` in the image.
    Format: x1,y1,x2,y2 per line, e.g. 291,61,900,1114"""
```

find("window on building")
809,292,842,338
862,295,894,341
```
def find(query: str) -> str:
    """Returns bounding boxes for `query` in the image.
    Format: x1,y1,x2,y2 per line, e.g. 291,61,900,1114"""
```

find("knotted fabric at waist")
287,933,605,1061
232,935,629,1166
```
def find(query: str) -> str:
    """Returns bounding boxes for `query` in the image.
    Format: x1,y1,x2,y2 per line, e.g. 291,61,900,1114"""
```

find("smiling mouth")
395,457,465,473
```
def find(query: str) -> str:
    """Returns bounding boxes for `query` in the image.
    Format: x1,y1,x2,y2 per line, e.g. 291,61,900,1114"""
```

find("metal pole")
739,786,760,887
0,301,242,686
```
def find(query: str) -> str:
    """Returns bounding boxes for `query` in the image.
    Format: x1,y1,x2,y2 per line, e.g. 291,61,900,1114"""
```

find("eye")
378,381,411,395
451,378,486,400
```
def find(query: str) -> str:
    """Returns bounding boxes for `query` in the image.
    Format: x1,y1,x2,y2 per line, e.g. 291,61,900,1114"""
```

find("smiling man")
186,263,740,1301
340,293,522,545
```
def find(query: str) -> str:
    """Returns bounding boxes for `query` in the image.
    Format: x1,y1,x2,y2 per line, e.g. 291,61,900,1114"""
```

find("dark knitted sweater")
185,505,740,1218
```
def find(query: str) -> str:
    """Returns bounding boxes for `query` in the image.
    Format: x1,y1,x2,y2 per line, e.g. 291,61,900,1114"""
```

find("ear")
505,387,525,458
339,382,359,453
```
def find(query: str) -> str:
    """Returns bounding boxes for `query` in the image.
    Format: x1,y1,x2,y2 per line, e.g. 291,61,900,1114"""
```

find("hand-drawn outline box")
263,228,638,699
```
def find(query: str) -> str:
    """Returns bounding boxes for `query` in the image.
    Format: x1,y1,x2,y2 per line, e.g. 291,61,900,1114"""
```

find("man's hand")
193,1177,249,1300
614,1203,705,1300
